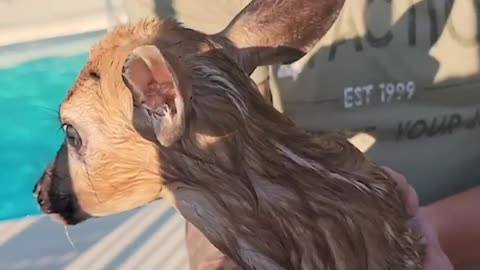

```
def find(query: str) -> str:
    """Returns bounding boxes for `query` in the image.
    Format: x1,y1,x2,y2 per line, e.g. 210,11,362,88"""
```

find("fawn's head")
33,0,345,225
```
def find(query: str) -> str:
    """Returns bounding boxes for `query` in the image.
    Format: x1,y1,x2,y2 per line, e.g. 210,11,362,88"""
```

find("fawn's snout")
33,145,90,225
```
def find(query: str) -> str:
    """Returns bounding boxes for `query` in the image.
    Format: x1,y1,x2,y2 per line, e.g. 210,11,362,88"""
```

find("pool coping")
0,0,129,67
0,29,108,68
0,13,112,47
0,0,128,47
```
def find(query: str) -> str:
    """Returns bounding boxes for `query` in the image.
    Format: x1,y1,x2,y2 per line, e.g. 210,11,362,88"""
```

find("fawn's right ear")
216,0,346,75
122,45,187,147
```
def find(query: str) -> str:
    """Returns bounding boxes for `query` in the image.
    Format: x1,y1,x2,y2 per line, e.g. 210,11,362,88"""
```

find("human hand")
382,167,454,270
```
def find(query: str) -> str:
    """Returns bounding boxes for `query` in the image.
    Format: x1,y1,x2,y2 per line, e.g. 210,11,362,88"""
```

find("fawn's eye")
62,124,82,151
89,70,100,80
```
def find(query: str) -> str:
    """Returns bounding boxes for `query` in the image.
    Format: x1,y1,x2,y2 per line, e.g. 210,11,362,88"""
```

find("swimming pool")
0,31,105,221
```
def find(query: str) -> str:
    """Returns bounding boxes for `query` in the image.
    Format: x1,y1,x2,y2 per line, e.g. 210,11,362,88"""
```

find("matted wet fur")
33,0,425,269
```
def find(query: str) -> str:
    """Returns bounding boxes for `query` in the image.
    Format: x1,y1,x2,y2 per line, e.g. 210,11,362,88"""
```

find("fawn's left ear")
122,45,186,147
217,0,345,75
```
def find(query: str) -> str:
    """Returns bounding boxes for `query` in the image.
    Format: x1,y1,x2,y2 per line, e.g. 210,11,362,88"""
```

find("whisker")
30,105,64,131
64,226,77,250
32,105,59,115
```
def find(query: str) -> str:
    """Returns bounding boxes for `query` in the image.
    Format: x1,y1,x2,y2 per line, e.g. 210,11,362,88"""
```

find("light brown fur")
33,1,425,269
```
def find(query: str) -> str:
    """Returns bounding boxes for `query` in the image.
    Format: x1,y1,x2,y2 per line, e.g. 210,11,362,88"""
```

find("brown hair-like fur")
34,1,425,269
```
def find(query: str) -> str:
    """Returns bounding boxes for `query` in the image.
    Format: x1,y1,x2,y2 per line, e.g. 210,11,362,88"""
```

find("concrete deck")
0,201,190,270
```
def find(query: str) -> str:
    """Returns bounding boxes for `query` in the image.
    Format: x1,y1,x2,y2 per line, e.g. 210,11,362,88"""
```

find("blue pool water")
0,52,89,221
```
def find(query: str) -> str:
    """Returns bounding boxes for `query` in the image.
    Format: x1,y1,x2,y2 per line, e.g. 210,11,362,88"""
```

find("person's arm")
421,186,480,268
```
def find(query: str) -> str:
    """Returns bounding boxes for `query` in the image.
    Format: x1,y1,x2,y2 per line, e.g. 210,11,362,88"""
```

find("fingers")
381,166,419,216
420,213,454,270
382,166,454,270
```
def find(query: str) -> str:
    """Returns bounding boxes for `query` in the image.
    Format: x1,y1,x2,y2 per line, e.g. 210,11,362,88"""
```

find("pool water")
0,53,88,221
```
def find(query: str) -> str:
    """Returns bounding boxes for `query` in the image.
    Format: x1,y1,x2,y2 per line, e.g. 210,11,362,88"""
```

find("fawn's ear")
122,45,186,147
217,0,346,75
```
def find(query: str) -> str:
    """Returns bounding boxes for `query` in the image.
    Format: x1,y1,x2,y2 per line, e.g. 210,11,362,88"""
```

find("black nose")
35,187,89,225
34,181,53,214
33,170,52,213
33,172,89,225
51,198,89,225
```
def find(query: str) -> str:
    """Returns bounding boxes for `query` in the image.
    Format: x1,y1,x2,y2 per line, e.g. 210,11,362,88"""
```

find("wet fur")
155,45,424,270
34,3,424,270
